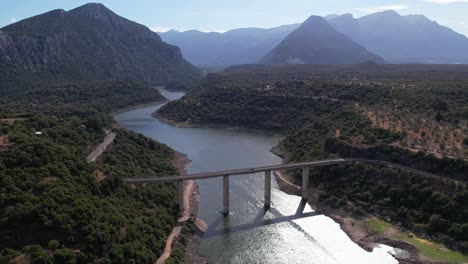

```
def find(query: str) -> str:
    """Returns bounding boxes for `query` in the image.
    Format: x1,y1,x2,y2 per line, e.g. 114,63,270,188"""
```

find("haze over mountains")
161,11,468,67
160,24,297,67
260,16,384,65
328,10,468,64
0,3,201,85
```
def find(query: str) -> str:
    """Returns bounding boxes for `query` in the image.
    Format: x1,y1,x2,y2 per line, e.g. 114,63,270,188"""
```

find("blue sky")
1,0,468,36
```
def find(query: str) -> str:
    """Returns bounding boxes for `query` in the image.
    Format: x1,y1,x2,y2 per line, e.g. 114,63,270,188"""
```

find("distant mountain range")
160,11,468,67
0,3,201,86
260,16,383,65
160,24,298,67
327,10,468,64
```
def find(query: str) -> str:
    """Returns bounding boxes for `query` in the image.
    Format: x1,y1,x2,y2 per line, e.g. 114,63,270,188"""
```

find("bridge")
125,158,442,215
127,159,350,214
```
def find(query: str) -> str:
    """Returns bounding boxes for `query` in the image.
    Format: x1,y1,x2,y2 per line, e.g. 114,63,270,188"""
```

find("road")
86,130,116,163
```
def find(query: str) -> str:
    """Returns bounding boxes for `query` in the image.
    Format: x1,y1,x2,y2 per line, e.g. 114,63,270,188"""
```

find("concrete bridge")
125,158,442,215
126,159,352,215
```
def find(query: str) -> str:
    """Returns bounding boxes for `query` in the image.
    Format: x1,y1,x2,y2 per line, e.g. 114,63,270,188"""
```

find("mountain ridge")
0,3,201,86
160,11,468,67
159,24,300,67
328,11,468,63
260,15,384,65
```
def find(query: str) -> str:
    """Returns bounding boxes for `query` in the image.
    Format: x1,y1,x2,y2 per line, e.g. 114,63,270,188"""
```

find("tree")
54,249,76,264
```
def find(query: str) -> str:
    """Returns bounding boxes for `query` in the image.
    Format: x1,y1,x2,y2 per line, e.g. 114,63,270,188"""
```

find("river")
114,89,401,264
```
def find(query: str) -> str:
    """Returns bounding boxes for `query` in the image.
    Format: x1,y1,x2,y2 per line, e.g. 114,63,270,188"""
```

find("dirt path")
155,152,202,264
156,226,183,264
179,180,194,222
86,130,116,163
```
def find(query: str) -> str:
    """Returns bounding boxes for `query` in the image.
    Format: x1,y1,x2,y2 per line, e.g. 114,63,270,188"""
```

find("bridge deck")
124,158,444,184
125,158,351,183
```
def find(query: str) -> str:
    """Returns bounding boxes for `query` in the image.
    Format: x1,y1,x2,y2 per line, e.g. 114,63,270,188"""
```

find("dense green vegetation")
0,75,187,262
0,120,178,263
0,69,164,117
159,64,468,255
310,163,467,252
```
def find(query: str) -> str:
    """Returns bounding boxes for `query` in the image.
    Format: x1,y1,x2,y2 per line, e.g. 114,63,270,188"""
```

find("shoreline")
273,170,424,264
112,100,208,264
153,111,282,137
111,99,168,117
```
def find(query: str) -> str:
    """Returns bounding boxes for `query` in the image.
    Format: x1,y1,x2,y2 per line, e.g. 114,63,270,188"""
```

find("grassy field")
362,219,468,263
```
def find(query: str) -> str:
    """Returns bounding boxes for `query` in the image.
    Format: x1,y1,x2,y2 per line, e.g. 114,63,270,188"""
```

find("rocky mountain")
0,3,201,85
160,24,299,67
260,16,384,65
327,10,468,63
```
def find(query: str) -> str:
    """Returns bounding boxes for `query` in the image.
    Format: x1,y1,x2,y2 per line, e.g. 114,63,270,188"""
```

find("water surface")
114,89,400,264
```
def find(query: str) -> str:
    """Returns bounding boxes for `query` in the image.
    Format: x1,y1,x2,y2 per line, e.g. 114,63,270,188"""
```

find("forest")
0,74,187,263
158,64,468,252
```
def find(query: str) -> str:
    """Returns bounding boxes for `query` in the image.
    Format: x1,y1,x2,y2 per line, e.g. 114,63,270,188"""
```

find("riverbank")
112,100,208,264
153,111,281,137
273,170,443,264
112,99,168,117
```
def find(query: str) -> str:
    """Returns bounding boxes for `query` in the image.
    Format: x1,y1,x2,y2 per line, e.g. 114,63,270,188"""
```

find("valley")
0,2,467,264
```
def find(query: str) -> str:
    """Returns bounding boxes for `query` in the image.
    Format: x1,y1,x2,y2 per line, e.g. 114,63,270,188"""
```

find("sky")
1,0,468,36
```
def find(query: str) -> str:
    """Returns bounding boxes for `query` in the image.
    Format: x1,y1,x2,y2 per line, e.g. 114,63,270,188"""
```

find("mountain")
0,3,201,85
327,10,468,63
159,24,299,67
260,16,384,65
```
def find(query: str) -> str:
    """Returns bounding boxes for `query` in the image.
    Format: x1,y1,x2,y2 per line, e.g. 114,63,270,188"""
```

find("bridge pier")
222,175,229,215
264,170,271,208
177,179,184,212
302,167,309,200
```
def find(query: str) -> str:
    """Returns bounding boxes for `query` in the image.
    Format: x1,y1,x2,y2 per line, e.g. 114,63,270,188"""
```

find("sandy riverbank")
273,170,424,264
112,102,208,264
154,151,209,264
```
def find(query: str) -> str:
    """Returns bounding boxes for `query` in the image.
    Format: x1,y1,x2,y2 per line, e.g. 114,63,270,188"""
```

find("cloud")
424,0,468,3
10,18,17,23
150,26,172,33
356,5,408,13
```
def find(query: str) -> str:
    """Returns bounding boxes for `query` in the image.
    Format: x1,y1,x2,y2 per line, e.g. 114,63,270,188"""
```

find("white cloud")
424,0,468,3
356,5,408,13
150,26,172,33
10,18,16,23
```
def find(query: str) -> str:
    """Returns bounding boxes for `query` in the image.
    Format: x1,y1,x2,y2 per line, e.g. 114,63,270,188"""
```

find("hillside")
260,16,384,65
160,24,298,67
328,10,468,63
0,69,198,262
0,3,201,86
0,6,197,259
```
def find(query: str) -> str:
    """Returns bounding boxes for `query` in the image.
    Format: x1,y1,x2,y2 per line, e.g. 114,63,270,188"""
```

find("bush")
47,240,60,250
